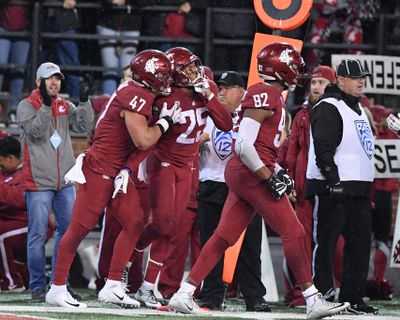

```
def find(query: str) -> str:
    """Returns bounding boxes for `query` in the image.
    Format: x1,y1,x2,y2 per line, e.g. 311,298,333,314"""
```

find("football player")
114,47,232,308
168,43,350,319
45,49,181,309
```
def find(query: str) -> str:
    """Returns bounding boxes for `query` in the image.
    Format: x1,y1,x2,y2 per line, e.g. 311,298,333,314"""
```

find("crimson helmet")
257,42,306,90
166,47,202,86
130,49,173,95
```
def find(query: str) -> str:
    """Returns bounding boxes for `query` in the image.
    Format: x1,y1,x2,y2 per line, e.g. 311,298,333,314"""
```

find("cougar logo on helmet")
130,49,173,96
257,42,306,91
144,57,159,74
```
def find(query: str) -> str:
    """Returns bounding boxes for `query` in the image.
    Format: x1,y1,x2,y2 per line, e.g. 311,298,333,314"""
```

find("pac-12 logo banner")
212,128,233,161
354,120,374,160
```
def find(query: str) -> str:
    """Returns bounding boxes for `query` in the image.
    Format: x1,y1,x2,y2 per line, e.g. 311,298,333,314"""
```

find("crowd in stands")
0,0,399,317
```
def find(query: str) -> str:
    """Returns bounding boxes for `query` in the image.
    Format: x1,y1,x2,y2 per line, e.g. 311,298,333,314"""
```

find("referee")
306,59,378,314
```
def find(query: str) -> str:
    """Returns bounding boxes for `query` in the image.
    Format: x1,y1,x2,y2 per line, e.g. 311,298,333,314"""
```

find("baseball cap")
217,71,245,88
36,62,65,80
311,65,336,83
336,59,372,78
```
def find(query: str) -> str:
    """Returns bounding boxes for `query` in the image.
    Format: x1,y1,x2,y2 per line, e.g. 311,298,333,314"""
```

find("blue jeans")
0,27,30,110
55,29,80,100
26,185,76,292
96,25,139,94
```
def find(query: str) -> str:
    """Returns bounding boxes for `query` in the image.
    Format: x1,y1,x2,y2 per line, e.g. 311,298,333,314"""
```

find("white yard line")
0,306,399,320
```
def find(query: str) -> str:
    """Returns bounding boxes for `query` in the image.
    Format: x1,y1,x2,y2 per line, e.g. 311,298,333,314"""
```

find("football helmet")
166,47,203,86
257,42,306,89
130,49,173,95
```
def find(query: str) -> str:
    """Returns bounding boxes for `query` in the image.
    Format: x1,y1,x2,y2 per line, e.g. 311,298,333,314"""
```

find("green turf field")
0,289,399,320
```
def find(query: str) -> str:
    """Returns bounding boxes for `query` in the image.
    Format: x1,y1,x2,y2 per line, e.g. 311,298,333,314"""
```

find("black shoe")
348,302,379,314
198,299,224,311
245,297,272,312
31,288,46,302
67,285,83,301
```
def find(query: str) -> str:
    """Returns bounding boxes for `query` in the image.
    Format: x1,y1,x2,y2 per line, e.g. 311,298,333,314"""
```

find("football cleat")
306,293,349,320
136,288,161,308
348,302,379,314
168,292,211,315
46,285,87,308
98,280,140,308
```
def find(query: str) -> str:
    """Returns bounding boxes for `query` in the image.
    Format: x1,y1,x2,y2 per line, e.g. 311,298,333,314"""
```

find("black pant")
197,180,266,305
372,190,392,244
312,194,371,305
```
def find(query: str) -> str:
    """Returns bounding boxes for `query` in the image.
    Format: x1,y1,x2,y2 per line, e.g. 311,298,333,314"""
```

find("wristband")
156,117,170,134
207,92,215,101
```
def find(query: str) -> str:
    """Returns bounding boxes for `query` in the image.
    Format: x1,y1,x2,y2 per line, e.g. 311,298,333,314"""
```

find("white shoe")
168,292,210,315
98,280,140,308
136,288,161,308
46,285,87,308
306,293,350,319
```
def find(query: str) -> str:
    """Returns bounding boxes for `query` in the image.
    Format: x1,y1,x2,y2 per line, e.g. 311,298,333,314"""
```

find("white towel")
65,153,86,184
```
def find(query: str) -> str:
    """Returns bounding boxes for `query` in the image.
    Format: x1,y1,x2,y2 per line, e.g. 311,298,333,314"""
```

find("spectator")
306,59,378,314
167,43,350,319
43,0,81,102
16,62,93,301
196,71,270,312
0,1,31,124
96,0,147,95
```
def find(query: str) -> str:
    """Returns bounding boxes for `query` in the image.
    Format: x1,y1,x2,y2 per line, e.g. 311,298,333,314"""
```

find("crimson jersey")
233,82,286,170
154,80,232,167
88,81,155,177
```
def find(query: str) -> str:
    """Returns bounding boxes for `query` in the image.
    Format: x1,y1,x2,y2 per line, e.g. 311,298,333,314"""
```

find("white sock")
51,284,67,293
302,285,318,308
178,281,196,295
105,279,121,287
140,280,154,291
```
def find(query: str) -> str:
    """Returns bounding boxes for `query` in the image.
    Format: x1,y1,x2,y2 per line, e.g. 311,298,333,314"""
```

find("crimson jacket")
0,166,27,222
286,103,311,205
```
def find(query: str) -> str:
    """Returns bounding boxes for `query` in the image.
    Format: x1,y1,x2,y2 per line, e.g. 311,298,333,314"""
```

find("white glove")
112,168,132,199
156,101,182,133
193,76,210,94
387,113,400,134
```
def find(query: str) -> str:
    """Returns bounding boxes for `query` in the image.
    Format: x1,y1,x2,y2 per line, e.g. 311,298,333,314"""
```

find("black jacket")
305,84,372,198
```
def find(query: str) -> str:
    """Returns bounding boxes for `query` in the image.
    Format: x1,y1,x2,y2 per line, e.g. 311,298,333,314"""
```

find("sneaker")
136,288,161,308
31,288,46,302
98,280,140,308
46,285,87,308
1,285,25,293
67,285,83,301
306,293,350,320
348,302,379,314
168,292,211,315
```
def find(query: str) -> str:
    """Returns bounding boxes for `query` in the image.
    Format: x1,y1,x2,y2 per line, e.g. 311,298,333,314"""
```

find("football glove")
39,78,52,107
112,167,132,199
192,76,210,95
156,101,182,134
264,173,287,200
387,113,400,135
276,168,295,195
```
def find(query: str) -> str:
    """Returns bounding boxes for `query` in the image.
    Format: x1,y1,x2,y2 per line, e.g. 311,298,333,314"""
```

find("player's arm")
235,108,272,180
124,111,163,150
235,108,287,200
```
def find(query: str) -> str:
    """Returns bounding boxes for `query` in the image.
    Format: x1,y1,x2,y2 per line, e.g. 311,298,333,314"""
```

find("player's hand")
288,189,297,203
156,101,182,134
39,78,52,107
79,73,93,102
276,169,295,195
193,76,210,95
329,182,345,202
112,167,132,198
264,173,287,200
387,113,400,135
